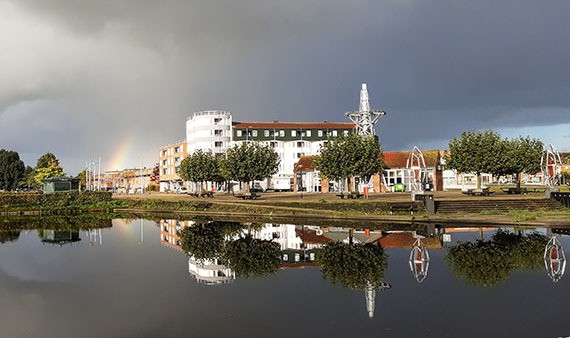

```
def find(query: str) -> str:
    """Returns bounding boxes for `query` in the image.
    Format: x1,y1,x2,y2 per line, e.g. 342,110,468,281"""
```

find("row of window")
161,146,182,157
212,141,313,148
236,129,348,138
162,157,183,166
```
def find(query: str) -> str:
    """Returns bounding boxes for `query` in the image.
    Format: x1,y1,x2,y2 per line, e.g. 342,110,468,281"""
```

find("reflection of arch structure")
409,237,430,283
541,144,561,188
406,146,427,193
346,83,387,136
365,281,391,318
544,236,566,282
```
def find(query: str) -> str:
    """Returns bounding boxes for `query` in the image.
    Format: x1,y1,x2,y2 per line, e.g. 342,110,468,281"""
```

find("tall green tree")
19,165,37,190
34,153,64,185
499,136,543,189
179,150,223,192
314,133,384,192
318,241,389,290
220,142,279,192
36,152,59,169
0,149,26,191
445,130,504,189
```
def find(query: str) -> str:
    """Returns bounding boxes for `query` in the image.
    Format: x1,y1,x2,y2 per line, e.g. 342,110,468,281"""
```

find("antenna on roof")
346,83,387,136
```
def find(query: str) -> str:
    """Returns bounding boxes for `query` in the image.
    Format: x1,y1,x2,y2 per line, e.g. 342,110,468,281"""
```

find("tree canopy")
34,153,64,185
446,230,547,287
179,150,223,191
446,130,506,188
36,152,59,169
179,221,243,261
499,136,543,185
314,133,383,191
221,234,282,278
220,142,279,190
317,241,389,290
0,149,26,191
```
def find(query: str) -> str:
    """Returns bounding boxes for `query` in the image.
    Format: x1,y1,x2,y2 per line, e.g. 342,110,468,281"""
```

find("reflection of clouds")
544,236,566,283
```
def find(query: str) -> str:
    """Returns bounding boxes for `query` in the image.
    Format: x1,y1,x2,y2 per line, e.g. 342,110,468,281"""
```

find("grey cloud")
1,0,569,172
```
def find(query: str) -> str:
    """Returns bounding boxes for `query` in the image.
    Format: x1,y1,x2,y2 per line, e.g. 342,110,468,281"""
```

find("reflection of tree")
446,230,548,287
179,222,280,278
179,221,242,261
0,230,20,243
318,242,388,290
222,234,281,278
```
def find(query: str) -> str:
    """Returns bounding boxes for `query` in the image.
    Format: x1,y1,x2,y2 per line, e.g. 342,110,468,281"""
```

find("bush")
0,191,112,210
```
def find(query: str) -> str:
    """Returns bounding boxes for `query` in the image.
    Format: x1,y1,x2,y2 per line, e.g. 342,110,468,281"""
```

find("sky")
1,0,569,174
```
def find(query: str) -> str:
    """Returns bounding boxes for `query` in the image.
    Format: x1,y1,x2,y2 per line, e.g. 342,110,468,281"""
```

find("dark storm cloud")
1,0,569,172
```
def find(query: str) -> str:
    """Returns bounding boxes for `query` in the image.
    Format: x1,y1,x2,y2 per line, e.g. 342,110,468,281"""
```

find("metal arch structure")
406,146,428,193
346,83,387,136
541,144,562,188
409,237,430,283
544,236,566,283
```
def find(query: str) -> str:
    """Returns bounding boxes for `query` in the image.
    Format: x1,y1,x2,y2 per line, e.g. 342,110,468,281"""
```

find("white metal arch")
406,146,427,192
541,144,562,188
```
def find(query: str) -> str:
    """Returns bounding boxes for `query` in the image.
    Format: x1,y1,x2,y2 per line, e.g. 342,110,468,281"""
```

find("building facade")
231,121,355,190
158,140,188,192
160,110,356,192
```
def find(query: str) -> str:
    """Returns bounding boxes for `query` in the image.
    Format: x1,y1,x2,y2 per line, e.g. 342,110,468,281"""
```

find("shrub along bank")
0,191,113,211
1,191,427,217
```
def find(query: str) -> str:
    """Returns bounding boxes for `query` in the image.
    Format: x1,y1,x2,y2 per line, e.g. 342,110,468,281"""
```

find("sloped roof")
295,229,331,245
294,156,318,172
294,150,442,173
378,232,442,249
383,150,442,169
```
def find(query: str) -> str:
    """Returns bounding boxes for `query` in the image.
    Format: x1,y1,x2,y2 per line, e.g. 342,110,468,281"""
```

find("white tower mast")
346,83,387,136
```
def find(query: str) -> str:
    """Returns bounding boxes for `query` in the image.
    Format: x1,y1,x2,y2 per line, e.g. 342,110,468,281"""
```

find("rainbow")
106,134,135,171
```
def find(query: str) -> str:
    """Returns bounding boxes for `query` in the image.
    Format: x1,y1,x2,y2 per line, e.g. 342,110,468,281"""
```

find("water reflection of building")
158,219,236,285
159,219,193,251
40,229,81,246
188,257,235,285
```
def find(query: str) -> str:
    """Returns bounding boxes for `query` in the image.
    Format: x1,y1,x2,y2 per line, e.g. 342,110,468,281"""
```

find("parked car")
177,187,188,194
251,183,264,193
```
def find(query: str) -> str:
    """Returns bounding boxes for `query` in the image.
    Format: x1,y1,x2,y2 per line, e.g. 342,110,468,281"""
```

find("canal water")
0,218,568,338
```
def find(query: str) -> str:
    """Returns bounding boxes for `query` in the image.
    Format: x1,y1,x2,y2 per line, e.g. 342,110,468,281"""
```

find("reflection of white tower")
188,257,235,285
365,281,391,318
346,83,387,136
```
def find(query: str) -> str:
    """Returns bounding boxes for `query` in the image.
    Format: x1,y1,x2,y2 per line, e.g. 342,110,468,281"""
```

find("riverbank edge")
111,208,570,227
2,196,570,227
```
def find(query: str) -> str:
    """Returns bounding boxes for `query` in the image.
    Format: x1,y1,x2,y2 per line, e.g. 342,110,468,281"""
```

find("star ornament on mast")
346,83,387,136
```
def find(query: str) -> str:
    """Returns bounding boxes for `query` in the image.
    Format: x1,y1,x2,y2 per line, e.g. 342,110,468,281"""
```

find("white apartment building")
182,110,356,191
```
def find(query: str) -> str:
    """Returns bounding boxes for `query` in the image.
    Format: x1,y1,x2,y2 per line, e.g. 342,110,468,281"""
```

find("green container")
394,184,405,192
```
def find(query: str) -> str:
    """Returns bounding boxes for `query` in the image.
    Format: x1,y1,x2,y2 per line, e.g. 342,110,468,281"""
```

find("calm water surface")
1,219,569,338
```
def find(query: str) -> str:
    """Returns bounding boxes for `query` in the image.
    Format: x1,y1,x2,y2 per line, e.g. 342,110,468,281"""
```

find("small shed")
42,176,80,193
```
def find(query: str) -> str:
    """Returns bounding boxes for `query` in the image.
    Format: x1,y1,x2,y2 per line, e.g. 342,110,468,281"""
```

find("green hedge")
0,191,112,209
